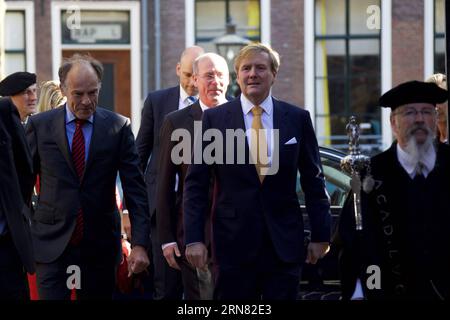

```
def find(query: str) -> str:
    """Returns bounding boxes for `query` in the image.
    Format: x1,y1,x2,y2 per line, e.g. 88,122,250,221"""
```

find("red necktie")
69,119,85,245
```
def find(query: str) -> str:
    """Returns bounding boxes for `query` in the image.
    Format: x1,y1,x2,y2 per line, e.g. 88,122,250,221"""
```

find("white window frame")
185,0,271,47
51,1,141,135
424,0,435,79
4,1,35,73
304,0,392,150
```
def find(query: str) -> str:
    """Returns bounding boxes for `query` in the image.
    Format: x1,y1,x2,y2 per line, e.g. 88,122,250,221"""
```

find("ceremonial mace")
340,116,373,230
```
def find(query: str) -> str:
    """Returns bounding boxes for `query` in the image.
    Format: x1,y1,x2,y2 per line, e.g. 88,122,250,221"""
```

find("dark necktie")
69,119,85,245
414,162,425,183
187,96,197,105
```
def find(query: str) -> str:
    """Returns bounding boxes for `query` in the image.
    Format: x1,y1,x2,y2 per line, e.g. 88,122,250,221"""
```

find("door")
62,50,131,118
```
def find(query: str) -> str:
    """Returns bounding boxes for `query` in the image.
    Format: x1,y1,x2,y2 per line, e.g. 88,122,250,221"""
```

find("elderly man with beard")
338,80,450,300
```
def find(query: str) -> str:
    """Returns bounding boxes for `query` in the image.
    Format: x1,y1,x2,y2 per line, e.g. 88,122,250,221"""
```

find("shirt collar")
65,104,94,124
396,143,436,177
179,85,197,103
240,93,273,116
198,99,210,112
198,96,228,112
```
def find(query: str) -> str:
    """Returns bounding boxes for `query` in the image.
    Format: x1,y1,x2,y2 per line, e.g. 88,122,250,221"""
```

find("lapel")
272,98,290,145
225,98,262,184
189,101,203,122
166,86,181,114
84,109,108,179
52,107,77,178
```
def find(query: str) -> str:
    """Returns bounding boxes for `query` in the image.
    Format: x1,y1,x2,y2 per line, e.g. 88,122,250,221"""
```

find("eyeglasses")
395,108,436,118
200,72,226,82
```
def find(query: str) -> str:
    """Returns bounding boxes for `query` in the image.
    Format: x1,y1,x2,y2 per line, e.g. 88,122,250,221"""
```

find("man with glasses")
0,72,37,125
339,80,450,300
156,53,229,299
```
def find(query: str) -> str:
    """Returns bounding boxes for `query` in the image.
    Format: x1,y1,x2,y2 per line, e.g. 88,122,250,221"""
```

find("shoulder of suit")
166,103,192,121
96,107,129,124
202,98,238,116
29,106,61,124
438,142,450,157
145,86,179,101
370,144,396,171
273,98,309,115
0,97,16,116
143,86,179,112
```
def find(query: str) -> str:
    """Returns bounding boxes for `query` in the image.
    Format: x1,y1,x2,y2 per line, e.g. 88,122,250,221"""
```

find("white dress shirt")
396,143,436,178
178,85,198,110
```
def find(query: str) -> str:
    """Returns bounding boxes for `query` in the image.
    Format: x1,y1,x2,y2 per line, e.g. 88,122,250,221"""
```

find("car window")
297,156,351,207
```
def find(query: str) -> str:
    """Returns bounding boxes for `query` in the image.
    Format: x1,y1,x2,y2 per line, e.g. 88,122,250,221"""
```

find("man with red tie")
26,54,150,300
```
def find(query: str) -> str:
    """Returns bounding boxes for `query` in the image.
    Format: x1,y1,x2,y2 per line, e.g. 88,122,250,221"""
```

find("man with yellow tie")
183,43,331,300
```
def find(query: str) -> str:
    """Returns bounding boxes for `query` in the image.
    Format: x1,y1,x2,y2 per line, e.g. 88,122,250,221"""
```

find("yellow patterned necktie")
250,105,268,183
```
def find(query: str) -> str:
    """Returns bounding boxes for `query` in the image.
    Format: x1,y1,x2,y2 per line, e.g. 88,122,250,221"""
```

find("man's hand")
127,245,150,276
185,243,208,269
305,242,330,265
122,213,131,241
163,243,181,270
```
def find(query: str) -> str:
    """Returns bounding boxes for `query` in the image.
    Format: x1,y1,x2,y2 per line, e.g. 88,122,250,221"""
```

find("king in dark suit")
135,46,204,300
183,43,331,300
26,54,150,300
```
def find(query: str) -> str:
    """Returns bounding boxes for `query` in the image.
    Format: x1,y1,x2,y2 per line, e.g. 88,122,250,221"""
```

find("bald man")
134,46,205,300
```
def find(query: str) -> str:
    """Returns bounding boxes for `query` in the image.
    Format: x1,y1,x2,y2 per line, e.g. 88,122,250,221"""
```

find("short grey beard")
403,128,435,166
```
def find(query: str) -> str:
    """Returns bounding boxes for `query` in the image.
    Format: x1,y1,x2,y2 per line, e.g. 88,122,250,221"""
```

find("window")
195,0,261,97
434,0,445,73
314,0,382,153
4,11,26,74
195,0,260,51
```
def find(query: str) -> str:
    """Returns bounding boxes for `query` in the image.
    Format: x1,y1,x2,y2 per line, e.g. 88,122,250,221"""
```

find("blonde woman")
37,80,66,112
426,73,448,143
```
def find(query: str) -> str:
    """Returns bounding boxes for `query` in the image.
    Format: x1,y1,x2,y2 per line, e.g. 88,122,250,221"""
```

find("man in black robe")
338,80,450,300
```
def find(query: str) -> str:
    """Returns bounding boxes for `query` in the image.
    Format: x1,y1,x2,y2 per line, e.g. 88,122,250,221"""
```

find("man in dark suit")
0,96,35,299
134,46,204,299
183,43,331,300
26,54,150,300
157,53,229,299
338,81,450,300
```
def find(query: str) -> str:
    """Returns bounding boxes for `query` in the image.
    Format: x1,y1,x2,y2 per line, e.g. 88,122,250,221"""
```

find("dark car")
297,146,351,300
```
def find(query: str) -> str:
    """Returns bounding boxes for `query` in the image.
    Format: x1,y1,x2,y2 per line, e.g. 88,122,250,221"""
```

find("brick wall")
160,0,185,89
271,0,304,107
35,0,52,85
391,0,424,86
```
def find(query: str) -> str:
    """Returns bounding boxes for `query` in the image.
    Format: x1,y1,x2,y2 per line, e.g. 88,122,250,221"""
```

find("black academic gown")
338,142,450,300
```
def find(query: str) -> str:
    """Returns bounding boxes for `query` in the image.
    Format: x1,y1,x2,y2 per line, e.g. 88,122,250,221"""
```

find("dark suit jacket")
0,98,34,203
183,97,331,267
156,102,207,248
136,86,180,220
0,97,35,273
26,106,150,264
